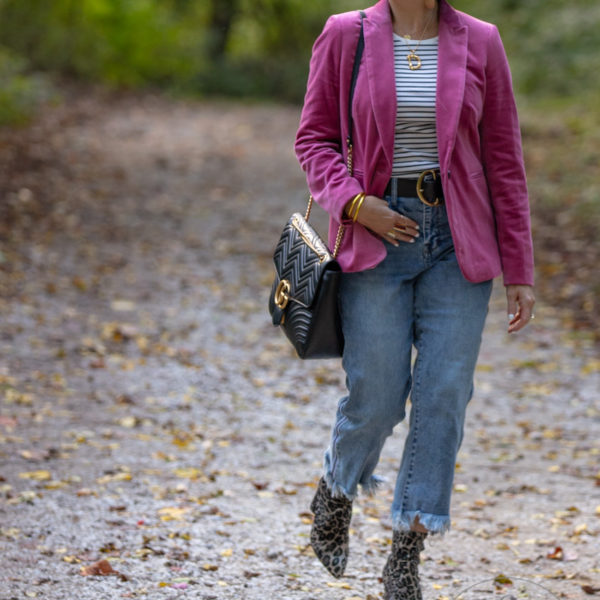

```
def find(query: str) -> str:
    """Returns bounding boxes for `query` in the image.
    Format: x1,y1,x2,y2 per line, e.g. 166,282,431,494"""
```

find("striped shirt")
392,34,440,178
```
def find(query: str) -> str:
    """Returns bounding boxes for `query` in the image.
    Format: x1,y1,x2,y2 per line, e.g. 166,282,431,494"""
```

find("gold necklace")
399,9,435,71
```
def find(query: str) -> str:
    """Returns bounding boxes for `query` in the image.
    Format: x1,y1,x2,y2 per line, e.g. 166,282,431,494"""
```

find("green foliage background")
0,0,599,108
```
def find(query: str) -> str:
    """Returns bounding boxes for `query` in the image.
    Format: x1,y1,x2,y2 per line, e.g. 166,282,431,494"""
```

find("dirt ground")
0,94,599,600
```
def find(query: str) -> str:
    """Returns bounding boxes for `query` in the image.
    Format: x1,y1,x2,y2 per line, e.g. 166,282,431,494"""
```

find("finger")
384,229,414,245
506,291,518,325
508,301,534,332
508,314,529,333
393,214,420,238
393,225,420,239
384,231,400,247
395,232,416,243
508,299,535,333
395,214,420,230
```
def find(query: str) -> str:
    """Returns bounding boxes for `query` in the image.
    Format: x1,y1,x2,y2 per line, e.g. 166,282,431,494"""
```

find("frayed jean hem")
323,471,386,501
392,509,450,535
360,474,385,496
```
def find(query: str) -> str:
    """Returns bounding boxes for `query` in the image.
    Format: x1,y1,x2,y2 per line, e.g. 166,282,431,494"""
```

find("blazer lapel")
436,0,468,169
363,0,396,171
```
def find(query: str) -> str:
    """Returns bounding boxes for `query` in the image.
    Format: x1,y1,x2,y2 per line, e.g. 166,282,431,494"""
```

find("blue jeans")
323,195,493,534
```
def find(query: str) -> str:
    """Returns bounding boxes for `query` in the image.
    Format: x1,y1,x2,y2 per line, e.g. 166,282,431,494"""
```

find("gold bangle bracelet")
348,192,365,219
346,193,363,219
352,194,366,222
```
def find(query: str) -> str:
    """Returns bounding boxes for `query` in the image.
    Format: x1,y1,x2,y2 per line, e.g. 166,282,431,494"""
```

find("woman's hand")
348,195,420,246
506,284,535,333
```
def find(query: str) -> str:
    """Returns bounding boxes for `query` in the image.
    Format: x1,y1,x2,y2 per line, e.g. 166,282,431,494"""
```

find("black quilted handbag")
268,11,365,359
268,202,344,359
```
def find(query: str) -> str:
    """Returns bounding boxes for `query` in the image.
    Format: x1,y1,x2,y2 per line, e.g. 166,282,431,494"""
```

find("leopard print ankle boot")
382,529,427,600
309,477,353,578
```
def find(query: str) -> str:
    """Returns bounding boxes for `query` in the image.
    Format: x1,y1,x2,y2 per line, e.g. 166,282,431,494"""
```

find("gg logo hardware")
274,279,291,309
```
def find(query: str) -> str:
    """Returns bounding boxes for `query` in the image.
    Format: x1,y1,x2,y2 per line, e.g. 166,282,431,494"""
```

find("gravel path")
1,95,598,600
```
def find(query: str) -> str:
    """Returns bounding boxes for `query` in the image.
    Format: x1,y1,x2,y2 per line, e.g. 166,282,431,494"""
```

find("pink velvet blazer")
295,0,534,285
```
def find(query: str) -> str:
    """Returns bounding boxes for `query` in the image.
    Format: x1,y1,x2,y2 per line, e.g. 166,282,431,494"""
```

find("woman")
294,0,535,598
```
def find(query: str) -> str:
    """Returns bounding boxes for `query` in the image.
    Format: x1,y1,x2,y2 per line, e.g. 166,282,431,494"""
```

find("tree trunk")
207,0,238,61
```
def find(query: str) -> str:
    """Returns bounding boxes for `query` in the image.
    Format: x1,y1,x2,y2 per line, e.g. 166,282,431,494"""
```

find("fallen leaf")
18,470,51,481
80,559,127,581
111,300,136,312
547,546,563,560
257,491,273,498
581,360,600,375
96,472,132,485
582,584,600,595
44,480,67,490
173,467,203,479
157,506,190,521
19,450,46,460
574,523,588,534
494,574,513,586
243,571,260,578
326,582,352,589
117,416,138,428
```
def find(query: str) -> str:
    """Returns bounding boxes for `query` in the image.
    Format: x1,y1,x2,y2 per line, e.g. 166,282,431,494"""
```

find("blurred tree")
0,47,52,126
207,0,238,61
170,0,193,14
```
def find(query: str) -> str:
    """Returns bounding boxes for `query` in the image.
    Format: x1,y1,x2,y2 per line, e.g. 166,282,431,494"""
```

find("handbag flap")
272,213,340,310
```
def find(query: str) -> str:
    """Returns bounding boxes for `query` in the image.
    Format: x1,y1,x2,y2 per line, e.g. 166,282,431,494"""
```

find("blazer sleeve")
295,15,364,223
480,26,535,286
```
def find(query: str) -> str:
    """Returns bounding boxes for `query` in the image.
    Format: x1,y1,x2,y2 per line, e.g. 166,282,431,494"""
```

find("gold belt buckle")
416,169,441,207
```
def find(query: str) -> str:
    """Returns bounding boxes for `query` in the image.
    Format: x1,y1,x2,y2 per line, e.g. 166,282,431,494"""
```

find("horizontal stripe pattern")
392,34,440,178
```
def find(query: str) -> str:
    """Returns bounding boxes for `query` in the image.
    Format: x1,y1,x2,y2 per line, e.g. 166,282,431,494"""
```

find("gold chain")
399,8,435,71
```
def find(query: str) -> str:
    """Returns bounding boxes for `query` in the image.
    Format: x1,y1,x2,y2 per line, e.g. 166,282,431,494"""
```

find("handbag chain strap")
305,10,366,259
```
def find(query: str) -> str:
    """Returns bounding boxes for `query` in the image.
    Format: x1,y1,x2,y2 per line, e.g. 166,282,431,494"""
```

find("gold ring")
387,231,396,239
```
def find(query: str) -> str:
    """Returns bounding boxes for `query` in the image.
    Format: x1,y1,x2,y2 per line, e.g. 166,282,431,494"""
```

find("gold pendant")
407,51,422,70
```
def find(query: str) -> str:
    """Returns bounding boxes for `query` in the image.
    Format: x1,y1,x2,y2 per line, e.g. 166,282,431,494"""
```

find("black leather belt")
385,169,444,206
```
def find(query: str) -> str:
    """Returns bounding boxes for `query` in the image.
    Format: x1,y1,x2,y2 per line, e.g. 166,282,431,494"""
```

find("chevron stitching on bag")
273,214,331,308
269,212,342,357
286,302,312,345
